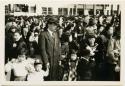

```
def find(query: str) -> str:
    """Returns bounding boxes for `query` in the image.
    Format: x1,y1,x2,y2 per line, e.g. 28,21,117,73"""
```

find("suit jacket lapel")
46,31,55,44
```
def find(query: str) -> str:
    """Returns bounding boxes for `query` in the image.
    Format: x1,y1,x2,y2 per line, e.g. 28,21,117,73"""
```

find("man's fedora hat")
47,17,59,25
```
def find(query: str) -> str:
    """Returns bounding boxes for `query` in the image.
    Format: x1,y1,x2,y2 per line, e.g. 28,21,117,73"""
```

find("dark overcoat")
38,30,61,81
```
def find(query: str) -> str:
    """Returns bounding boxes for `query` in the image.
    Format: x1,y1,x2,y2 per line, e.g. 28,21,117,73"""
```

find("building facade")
5,4,120,16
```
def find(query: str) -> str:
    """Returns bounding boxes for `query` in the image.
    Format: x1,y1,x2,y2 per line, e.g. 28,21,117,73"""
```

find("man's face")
48,23,57,32
14,32,21,41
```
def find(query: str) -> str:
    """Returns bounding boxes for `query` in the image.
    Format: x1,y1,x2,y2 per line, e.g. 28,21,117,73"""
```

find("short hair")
14,30,22,35
34,59,43,67
17,48,28,55
88,18,95,26
10,25,17,30
105,24,113,31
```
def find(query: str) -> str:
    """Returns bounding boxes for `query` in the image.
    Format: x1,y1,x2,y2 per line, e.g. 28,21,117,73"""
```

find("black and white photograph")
4,3,121,81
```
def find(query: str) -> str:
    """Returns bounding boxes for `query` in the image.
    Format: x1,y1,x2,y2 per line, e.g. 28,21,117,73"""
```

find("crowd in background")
5,13,121,81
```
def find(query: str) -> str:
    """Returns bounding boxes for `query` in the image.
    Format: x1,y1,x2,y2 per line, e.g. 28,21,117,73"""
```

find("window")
14,4,21,12
22,5,28,12
58,8,63,15
69,8,72,15
89,9,94,15
48,7,53,15
73,8,76,15
14,4,29,12
42,7,47,15
42,7,53,15
58,8,68,15
30,6,36,13
63,8,68,15
5,5,9,14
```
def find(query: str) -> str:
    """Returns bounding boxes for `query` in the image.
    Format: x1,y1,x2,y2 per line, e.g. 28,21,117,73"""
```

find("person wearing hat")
77,49,95,81
85,18,97,37
38,17,61,81
27,59,49,81
78,34,98,80
5,17,17,33
79,34,98,57
73,18,84,44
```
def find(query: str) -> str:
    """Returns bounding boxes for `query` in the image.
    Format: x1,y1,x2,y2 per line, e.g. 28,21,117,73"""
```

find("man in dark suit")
38,17,61,81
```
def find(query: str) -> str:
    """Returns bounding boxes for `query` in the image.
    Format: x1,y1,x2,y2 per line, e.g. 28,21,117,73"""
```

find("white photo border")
0,0,125,85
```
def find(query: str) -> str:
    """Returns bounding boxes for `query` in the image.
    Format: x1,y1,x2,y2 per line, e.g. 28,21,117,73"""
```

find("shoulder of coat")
39,31,48,36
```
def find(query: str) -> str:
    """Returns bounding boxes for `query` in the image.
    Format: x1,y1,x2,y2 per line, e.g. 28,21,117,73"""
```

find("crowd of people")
5,13,121,81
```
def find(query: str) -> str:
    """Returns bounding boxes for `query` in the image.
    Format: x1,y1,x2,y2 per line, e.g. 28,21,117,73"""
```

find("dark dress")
12,38,27,58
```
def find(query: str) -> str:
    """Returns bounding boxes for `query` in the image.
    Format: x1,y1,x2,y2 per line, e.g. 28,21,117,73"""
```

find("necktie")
52,32,57,47
52,32,55,38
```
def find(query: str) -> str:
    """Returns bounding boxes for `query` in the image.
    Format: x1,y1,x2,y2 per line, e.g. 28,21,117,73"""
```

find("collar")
81,56,89,62
48,29,53,37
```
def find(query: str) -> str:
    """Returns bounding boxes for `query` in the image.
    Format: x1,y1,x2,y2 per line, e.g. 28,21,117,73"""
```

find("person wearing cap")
27,59,49,81
38,17,61,81
5,17,17,33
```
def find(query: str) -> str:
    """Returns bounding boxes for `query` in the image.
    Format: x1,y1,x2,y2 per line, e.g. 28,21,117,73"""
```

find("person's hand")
29,36,35,42
93,43,98,50
46,63,50,69
86,46,91,51
59,61,61,66
114,57,119,62
91,58,95,61
90,51,95,56
61,55,66,59
13,43,17,47
115,65,120,72
114,50,119,54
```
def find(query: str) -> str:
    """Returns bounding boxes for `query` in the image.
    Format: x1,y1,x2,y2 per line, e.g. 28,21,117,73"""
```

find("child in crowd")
77,49,95,81
68,49,79,81
62,49,78,81
5,48,34,81
27,59,49,81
